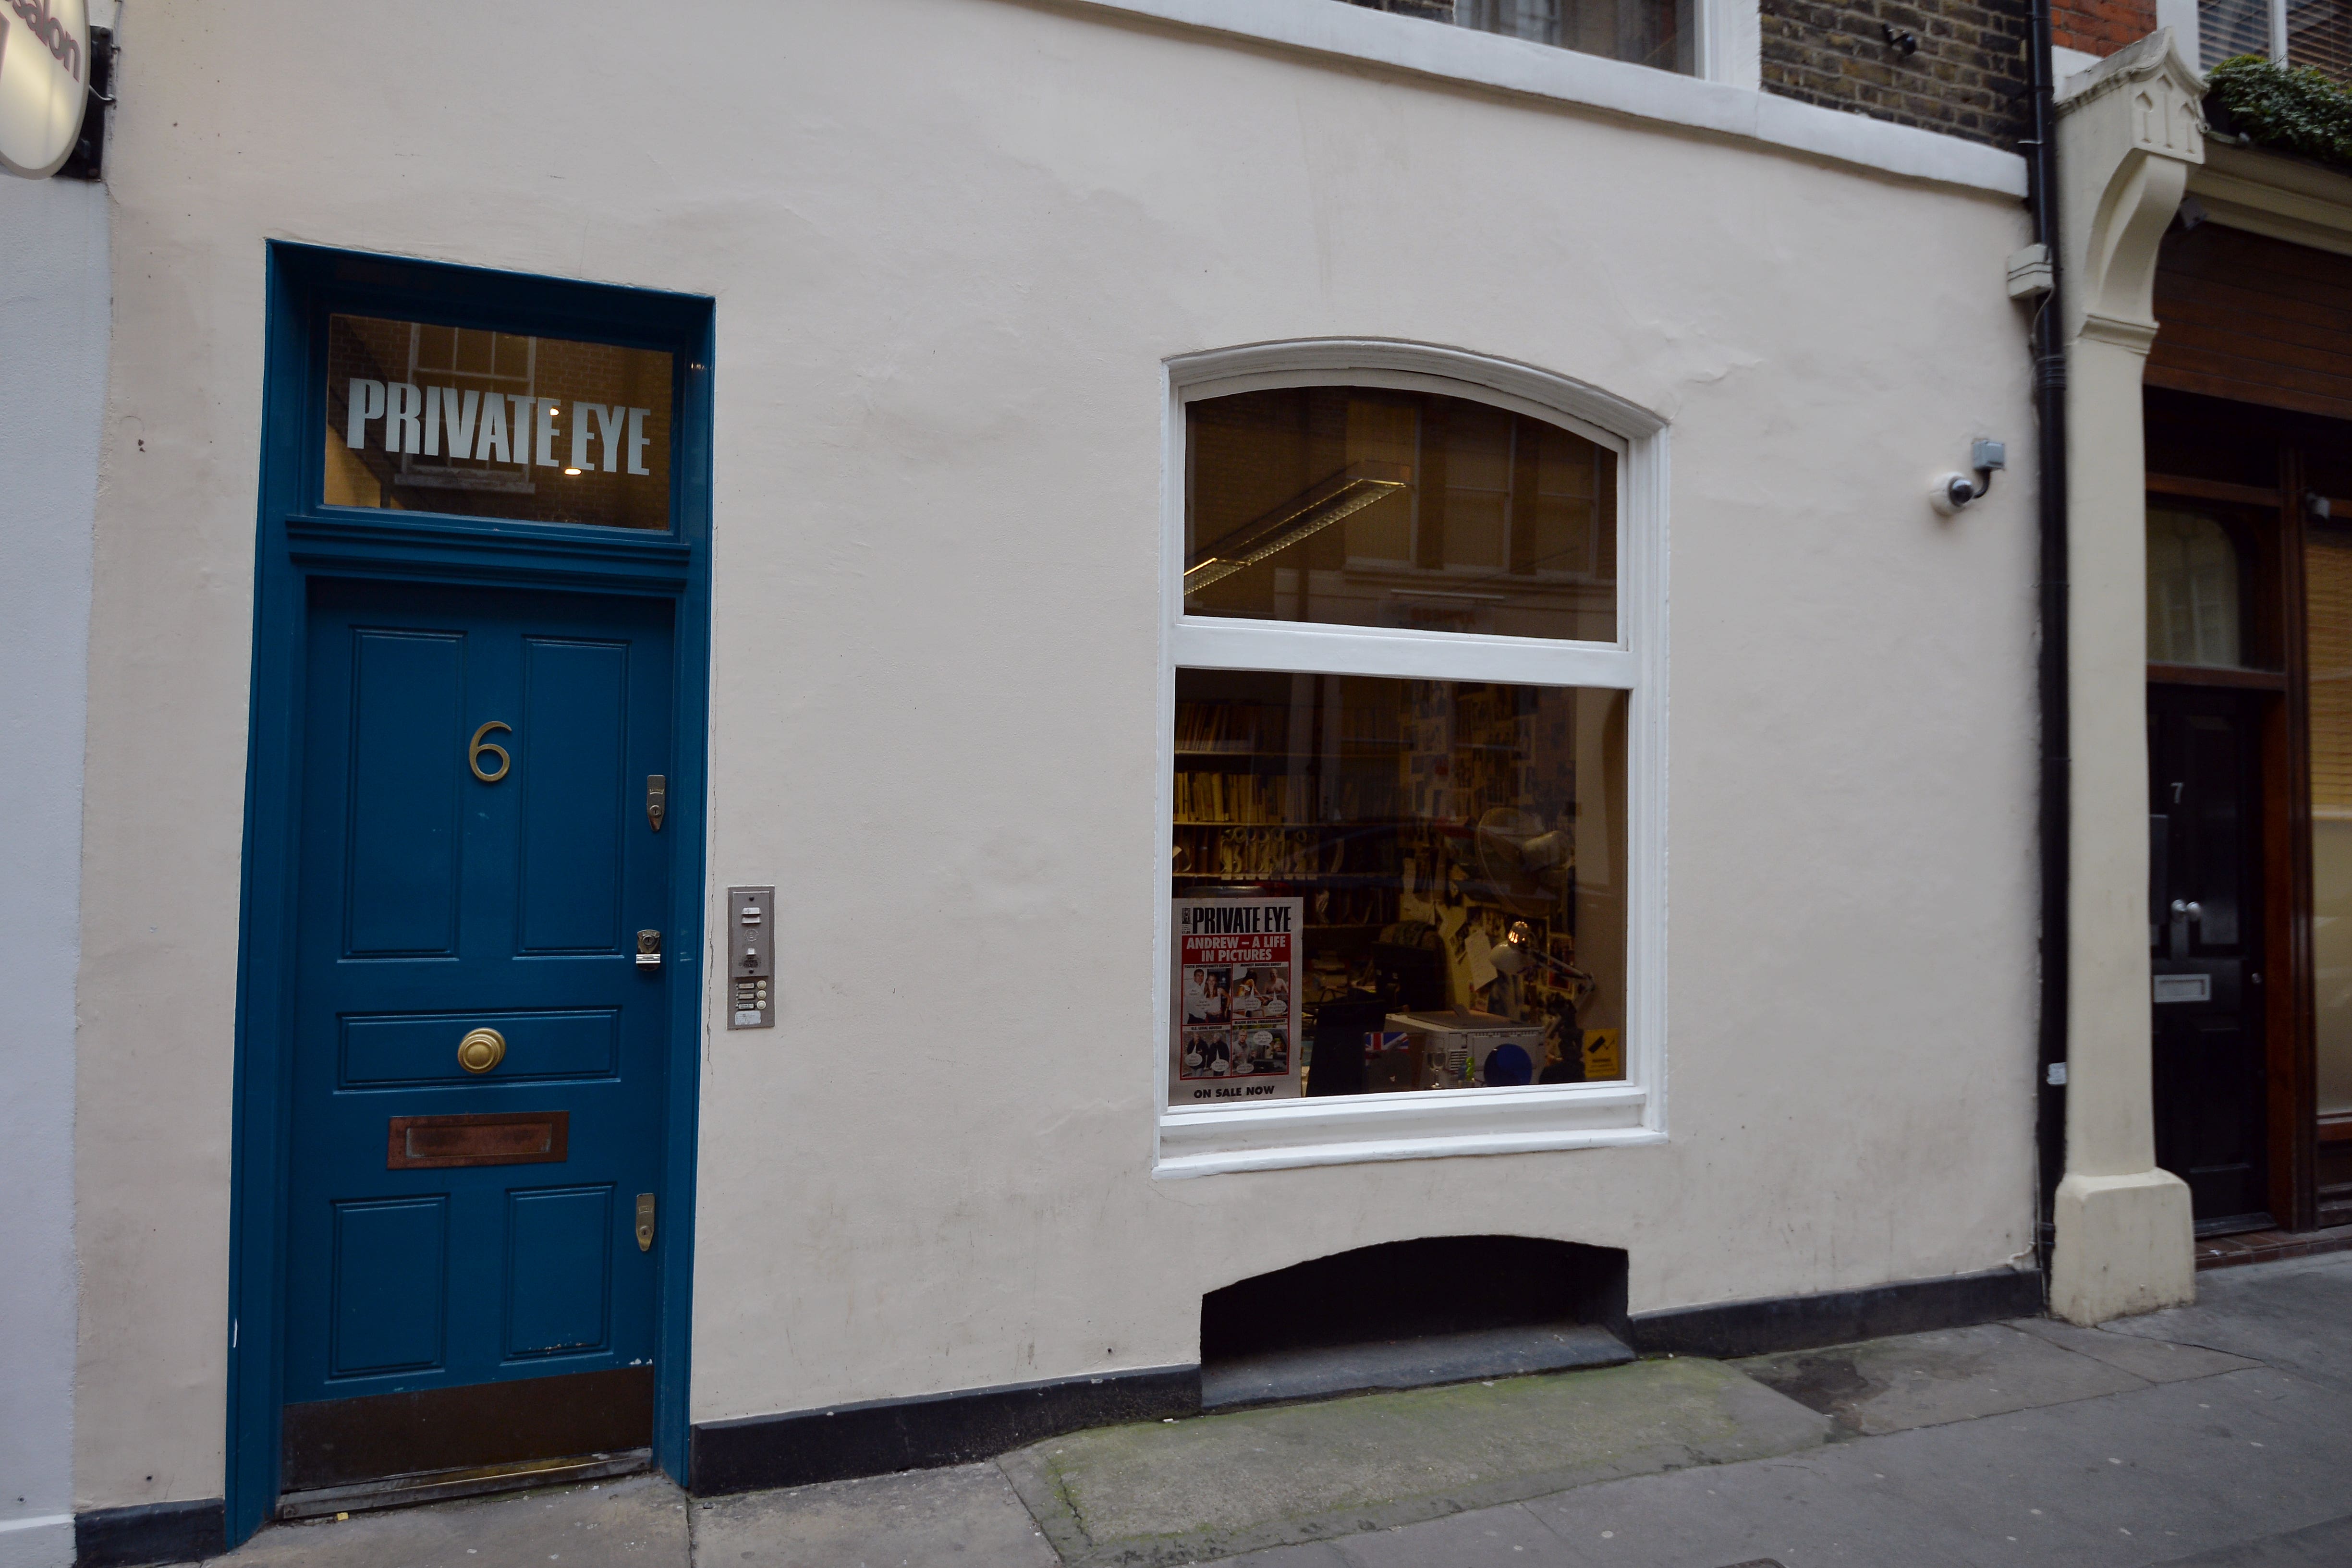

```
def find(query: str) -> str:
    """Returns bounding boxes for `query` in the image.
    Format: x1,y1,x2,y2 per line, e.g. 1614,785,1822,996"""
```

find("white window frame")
1053,0,2029,199
1153,340,1670,1178
1079,0,1753,92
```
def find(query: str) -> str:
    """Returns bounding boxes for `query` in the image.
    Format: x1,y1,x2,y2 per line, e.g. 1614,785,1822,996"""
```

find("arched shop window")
1160,345,1665,1176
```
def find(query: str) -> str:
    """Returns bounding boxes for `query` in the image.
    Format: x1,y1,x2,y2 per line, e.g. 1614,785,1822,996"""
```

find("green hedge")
2207,54,2352,169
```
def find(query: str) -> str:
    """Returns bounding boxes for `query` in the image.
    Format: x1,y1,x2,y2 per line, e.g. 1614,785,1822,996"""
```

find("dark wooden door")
2148,684,2272,1230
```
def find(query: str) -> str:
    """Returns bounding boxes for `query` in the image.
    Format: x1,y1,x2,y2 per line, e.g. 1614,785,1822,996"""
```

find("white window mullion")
1171,618,1639,689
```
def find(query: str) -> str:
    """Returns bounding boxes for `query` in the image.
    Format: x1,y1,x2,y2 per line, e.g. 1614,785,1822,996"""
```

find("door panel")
344,631,465,956
505,1186,615,1358
330,1197,448,1377
2183,715,2243,946
2149,685,2271,1228
341,1009,620,1086
518,638,630,953
283,578,673,1490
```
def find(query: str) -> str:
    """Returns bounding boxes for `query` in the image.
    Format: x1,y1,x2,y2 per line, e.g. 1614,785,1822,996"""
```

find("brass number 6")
468,721,513,783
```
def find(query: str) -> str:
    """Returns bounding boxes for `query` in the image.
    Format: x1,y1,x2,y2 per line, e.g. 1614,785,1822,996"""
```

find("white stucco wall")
76,0,2039,1508
0,170,105,1568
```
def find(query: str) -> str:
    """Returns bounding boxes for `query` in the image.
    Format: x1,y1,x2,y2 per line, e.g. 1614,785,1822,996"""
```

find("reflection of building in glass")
399,324,537,494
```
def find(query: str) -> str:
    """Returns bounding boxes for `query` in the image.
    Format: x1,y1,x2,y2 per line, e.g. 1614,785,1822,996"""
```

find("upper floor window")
2200,0,2352,78
1345,0,1695,74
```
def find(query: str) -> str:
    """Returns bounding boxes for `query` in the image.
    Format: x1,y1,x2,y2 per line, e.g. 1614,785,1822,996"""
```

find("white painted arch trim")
1050,0,2027,197
1154,339,1670,1177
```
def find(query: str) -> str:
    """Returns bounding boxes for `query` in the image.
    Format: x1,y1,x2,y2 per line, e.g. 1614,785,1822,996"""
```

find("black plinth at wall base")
73,1498,227,1568
1627,1268,2047,1359
691,1268,2043,1498
689,1364,1202,1496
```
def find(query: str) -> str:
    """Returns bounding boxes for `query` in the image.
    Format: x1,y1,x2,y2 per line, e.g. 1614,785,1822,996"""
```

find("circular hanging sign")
0,0,90,180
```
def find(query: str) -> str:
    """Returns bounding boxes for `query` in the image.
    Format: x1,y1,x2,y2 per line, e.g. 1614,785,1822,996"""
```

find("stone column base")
2049,1169,2195,1325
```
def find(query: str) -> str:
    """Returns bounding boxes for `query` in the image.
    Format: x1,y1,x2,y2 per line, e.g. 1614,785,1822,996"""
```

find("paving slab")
2103,1252,2352,1395
2155,1512,2352,1566
691,1462,1057,1568
999,1356,1829,1568
1735,1322,2146,1435
201,1472,688,1568
1210,1255,2352,1567
2008,1315,2261,1383
1327,1501,1603,1568
1205,1361,2352,1567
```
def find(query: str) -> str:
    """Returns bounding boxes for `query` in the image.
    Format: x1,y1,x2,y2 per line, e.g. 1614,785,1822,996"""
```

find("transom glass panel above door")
324,314,674,530
2147,509,2247,669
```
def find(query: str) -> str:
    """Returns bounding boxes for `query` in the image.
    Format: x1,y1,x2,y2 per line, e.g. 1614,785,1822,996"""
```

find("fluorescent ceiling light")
1184,461,1411,596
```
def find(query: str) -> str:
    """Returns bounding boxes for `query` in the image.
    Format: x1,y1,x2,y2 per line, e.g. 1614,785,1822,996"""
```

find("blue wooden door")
281,579,675,1489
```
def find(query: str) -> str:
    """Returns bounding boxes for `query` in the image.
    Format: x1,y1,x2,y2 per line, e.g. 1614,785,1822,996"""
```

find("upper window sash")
1069,0,1749,89
1167,352,1660,672
1057,2,2029,198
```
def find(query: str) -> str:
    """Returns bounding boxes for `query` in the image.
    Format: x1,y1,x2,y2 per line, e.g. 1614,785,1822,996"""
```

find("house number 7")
469,721,513,783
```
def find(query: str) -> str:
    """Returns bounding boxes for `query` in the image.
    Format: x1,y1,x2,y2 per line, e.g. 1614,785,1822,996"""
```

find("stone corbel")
2057,28,2207,352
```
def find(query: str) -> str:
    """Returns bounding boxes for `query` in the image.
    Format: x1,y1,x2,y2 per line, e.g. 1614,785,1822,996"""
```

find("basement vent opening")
1198,1235,1633,1411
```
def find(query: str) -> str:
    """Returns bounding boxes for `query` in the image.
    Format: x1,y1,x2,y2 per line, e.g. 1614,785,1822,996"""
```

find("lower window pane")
2201,0,2272,67
2291,0,2352,82
1170,670,1627,1107
1345,0,1695,75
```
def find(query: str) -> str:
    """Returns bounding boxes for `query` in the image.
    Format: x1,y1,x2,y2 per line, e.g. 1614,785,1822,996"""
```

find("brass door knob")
457,1027,507,1074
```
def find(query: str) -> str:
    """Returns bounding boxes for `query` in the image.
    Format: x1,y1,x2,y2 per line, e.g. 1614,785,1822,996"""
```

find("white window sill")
1155,1082,1661,1178
1057,0,2027,197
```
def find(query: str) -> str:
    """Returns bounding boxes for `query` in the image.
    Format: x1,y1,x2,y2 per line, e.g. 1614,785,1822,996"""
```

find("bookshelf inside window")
1172,669,1627,1097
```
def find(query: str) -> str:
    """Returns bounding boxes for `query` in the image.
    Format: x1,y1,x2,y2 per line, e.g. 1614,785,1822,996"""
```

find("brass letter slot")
387,1111,571,1169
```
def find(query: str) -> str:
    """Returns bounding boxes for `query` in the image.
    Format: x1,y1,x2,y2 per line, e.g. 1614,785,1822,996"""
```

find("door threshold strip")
276,1448,651,1520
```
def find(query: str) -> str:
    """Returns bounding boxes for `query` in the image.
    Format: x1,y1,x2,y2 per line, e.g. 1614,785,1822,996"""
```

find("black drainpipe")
2025,0,2069,1290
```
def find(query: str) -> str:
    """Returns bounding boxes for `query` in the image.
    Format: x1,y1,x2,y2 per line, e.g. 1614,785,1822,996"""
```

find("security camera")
1931,439,2007,516
1931,473,1979,516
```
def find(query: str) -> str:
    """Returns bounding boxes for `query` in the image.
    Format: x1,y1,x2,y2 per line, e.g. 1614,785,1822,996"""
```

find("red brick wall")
2051,0,2156,58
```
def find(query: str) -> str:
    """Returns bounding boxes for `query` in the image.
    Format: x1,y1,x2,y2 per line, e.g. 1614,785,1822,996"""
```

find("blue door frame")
226,243,714,1545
